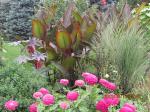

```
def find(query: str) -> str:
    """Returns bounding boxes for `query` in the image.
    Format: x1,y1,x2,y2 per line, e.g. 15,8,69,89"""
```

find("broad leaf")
47,49,57,61
32,19,46,39
72,11,83,24
56,31,72,49
82,22,96,40
62,57,76,70
63,2,75,28
71,22,82,50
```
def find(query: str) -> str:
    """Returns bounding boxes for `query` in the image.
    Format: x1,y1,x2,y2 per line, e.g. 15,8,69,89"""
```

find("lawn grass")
1,42,21,61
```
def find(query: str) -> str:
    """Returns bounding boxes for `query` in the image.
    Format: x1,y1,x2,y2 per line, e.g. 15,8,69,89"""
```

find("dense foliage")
0,63,49,111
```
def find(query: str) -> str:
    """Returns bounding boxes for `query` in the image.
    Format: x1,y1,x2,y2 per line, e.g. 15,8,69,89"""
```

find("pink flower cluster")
29,87,55,112
119,103,136,112
96,93,120,112
4,72,137,112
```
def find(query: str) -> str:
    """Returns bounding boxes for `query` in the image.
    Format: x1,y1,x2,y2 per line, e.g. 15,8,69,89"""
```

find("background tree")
1,0,39,40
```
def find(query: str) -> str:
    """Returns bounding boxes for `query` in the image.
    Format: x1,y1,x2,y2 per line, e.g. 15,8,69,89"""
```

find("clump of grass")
90,10,150,94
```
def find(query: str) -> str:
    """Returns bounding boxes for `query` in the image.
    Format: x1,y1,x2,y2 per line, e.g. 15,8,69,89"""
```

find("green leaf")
56,31,72,49
32,19,46,39
62,57,76,70
84,23,96,40
72,11,83,24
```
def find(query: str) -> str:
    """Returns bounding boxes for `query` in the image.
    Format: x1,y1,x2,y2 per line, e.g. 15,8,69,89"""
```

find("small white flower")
104,74,109,78
113,70,118,74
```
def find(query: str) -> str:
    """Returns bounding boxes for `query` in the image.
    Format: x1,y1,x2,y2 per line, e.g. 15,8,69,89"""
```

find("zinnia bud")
99,79,117,91
38,88,49,95
60,79,69,86
59,102,69,110
75,80,85,87
82,72,98,85
33,92,43,99
5,100,19,111
66,91,79,101
29,103,37,112
42,94,55,106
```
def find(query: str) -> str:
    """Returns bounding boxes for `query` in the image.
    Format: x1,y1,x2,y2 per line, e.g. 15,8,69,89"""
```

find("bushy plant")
0,62,49,111
39,0,89,21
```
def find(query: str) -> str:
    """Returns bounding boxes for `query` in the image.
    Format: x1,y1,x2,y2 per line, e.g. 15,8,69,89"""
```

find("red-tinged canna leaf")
32,19,46,39
71,22,82,50
63,2,75,28
72,11,83,24
56,31,72,49
62,57,76,70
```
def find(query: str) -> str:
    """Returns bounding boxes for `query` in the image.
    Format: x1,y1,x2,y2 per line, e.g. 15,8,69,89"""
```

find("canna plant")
19,2,97,85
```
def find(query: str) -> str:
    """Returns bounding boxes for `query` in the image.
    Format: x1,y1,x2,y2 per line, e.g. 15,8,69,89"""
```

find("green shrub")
40,0,89,21
0,62,49,111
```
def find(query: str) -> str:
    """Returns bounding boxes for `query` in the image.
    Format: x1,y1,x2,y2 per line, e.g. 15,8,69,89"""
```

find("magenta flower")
38,88,49,95
42,94,55,106
59,102,69,110
75,80,85,87
123,103,136,112
82,72,98,85
4,100,19,111
99,79,117,91
103,93,120,106
66,91,79,101
33,92,43,99
29,103,37,112
60,79,69,86
119,107,134,112
96,99,108,112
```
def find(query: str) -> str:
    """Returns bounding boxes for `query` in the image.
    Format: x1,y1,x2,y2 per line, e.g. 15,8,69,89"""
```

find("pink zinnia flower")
119,107,134,112
96,99,109,112
33,92,43,99
5,100,19,111
60,79,69,86
38,88,49,95
59,102,69,110
29,103,37,112
75,80,85,87
82,72,98,85
66,91,79,101
42,94,55,106
99,79,117,91
104,93,120,106
123,103,136,112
